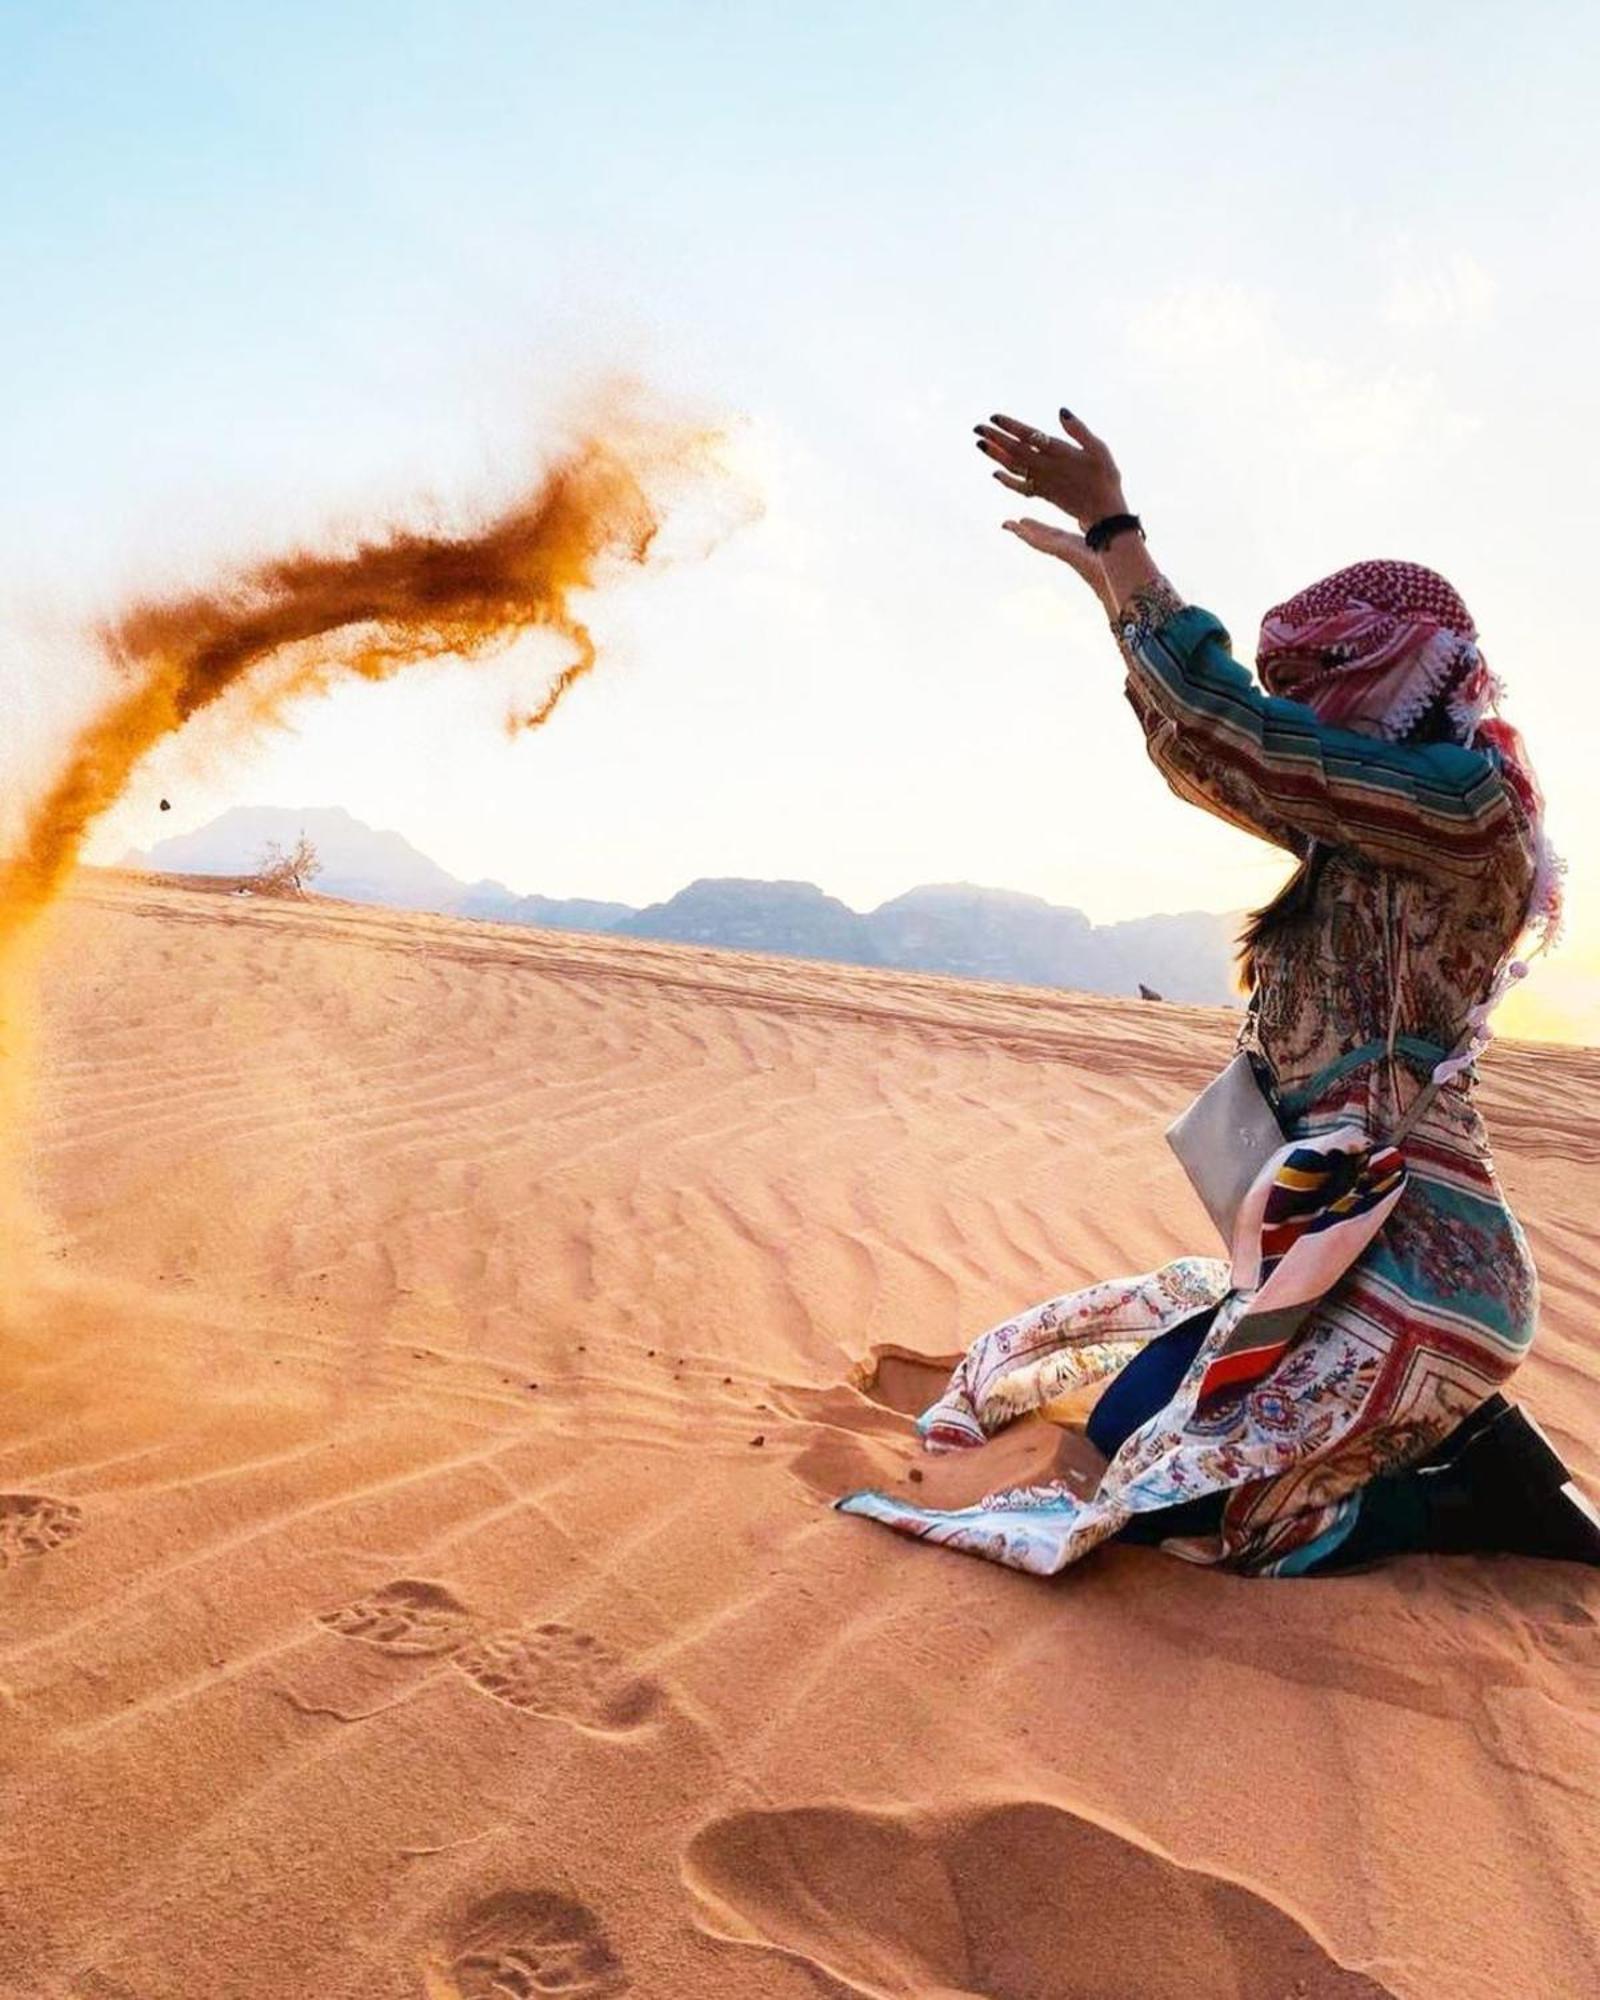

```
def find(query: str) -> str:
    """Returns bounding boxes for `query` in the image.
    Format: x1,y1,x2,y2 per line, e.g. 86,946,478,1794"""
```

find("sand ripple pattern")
2,878,1592,2000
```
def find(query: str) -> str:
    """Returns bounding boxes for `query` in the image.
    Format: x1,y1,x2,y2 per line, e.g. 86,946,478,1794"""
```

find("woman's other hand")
1000,519,1116,615
975,409,1126,527
978,406,1159,614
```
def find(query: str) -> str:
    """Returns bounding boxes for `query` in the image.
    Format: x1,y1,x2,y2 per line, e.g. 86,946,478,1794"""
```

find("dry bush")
249,834,322,898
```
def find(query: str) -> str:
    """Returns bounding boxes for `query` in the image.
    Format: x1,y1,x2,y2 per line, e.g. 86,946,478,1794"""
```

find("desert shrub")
249,834,322,898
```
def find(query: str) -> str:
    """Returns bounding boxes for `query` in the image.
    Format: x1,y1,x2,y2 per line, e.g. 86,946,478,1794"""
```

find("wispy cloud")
1381,248,1497,331
1126,280,1481,463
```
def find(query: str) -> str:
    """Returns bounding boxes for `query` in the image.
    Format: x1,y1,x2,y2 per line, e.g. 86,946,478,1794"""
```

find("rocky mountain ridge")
133,805,1243,1004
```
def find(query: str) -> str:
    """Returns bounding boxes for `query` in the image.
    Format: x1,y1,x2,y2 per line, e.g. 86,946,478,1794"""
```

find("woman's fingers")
1004,516,1059,548
977,439,1046,487
982,407,1109,475
1002,518,1103,581
989,413,1077,457
1057,409,1119,481
983,409,1102,458
974,429,1022,463
974,426,1040,473
986,419,1044,455
1002,519,1114,607
977,427,1075,485
988,413,1054,449
975,410,1117,525
982,458,1089,511
984,450,1076,502
976,442,1026,481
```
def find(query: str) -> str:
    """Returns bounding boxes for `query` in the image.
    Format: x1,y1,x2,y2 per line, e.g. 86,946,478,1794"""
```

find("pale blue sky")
4,2,1598,1034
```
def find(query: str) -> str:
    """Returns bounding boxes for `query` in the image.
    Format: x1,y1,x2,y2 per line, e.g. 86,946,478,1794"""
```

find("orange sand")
2,872,1597,1998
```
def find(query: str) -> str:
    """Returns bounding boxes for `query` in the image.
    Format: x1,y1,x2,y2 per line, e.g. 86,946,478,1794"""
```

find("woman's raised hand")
976,409,1126,613
974,409,1127,528
998,519,1116,612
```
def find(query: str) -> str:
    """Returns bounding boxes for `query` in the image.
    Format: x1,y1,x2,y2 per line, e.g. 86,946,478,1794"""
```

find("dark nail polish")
1060,407,1073,421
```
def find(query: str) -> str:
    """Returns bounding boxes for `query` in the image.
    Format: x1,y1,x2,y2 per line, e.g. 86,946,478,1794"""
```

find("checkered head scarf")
1256,559,1561,946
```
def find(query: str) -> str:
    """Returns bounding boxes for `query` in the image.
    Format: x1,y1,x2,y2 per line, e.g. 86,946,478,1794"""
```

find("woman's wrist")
1098,525,1162,609
1076,487,1130,532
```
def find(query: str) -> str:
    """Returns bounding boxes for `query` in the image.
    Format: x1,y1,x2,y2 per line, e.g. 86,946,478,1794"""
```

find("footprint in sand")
317,1585,664,1733
450,1621,663,1733
684,1801,1397,1999
316,1578,479,1656
436,1888,629,1997
0,1493,84,1570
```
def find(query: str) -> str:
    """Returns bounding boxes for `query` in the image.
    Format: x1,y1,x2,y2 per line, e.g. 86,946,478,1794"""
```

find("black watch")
1084,512,1144,553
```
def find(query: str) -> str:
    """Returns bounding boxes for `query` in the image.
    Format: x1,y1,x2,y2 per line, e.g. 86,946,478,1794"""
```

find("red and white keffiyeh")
1257,559,1562,947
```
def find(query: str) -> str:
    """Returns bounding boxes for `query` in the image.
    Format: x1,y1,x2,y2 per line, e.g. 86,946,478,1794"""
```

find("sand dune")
2,872,1597,1998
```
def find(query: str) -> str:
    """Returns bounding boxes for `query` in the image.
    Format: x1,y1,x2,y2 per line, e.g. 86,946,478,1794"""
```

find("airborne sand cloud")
0,402,736,1309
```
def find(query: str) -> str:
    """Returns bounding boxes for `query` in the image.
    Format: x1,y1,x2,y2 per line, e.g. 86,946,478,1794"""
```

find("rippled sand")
2,872,1596,1998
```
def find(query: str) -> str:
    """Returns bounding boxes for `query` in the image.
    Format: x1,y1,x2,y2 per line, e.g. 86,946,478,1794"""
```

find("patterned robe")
837,579,1540,1576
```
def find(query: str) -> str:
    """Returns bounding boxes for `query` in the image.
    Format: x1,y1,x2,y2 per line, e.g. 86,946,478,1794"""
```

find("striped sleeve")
1116,584,1517,876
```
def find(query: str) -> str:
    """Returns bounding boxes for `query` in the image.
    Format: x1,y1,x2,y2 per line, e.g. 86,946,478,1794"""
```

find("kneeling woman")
837,406,1598,1578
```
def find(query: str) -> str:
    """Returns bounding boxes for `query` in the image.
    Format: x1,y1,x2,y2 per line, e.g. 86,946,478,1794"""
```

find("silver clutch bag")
1165,1050,1287,1248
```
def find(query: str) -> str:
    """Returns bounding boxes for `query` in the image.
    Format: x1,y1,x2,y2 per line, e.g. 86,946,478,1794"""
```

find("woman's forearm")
1097,527,1163,612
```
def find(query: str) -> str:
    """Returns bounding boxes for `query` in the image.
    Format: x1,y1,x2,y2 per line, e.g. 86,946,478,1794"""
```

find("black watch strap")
1084,512,1144,553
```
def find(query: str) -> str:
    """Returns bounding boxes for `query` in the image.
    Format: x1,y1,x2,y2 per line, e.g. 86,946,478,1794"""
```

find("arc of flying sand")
0,412,733,1295
0,414,727,956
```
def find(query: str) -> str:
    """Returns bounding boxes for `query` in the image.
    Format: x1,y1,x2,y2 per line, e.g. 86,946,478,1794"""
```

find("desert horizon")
121,800,1254,1008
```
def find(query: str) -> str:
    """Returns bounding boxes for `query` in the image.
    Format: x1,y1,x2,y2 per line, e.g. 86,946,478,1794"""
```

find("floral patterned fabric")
837,580,1542,1576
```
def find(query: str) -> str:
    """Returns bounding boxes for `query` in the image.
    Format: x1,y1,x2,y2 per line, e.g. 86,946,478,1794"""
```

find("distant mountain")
138,805,464,909
616,879,879,965
869,883,1093,986
136,806,630,934
1089,909,1242,1003
136,808,1242,1004
450,888,636,932
612,878,1239,1002
866,884,1236,1003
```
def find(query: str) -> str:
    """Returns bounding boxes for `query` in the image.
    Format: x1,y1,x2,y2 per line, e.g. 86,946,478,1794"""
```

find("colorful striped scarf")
1194,1127,1408,1413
